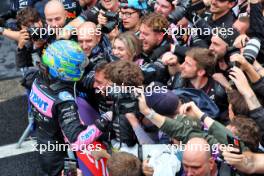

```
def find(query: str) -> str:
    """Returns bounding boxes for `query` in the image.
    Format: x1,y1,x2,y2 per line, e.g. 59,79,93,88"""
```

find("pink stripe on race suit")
29,83,54,118
71,125,102,151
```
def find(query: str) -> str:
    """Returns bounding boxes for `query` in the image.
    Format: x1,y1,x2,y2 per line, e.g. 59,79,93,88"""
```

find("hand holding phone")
64,158,77,176
227,135,242,154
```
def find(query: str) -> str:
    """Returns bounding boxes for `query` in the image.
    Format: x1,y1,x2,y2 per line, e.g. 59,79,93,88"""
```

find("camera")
226,37,261,66
24,25,53,49
168,6,187,24
225,46,241,68
243,38,261,64
141,60,170,85
168,0,205,24
168,0,212,44
168,0,192,23
90,7,119,34
106,85,139,115
27,25,54,41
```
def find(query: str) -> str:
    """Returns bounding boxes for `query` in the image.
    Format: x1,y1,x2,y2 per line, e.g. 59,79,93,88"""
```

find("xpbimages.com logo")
163,26,234,38
31,141,102,154
95,83,168,97
28,26,102,39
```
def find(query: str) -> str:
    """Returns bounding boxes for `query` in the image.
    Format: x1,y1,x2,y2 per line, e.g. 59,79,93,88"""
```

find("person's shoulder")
172,73,187,89
210,77,225,89
48,82,75,102
209,77,227,96
20,68,40,89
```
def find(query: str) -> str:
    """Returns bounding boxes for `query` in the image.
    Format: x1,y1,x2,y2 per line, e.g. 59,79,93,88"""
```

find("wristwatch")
200,113,208,123
145,109,156,120
0,27,4,35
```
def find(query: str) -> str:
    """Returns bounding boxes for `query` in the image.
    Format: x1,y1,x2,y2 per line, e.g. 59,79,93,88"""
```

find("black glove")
82,71,95,89
95,111,113,132
20,68,39,89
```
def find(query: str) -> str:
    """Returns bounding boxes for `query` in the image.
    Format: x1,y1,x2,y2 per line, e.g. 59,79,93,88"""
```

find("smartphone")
64,158,77,176
227,135,242,154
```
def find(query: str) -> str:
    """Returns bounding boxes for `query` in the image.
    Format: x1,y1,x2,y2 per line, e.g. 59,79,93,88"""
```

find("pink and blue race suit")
29,78,104,176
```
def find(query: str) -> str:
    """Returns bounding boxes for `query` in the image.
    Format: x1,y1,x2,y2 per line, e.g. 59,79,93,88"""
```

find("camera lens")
243,37,261,64
28,27,41,41
168,6,186,23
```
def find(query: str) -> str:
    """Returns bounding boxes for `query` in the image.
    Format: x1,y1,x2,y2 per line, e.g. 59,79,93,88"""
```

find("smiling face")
139,24,164,53
210,0,234,18
113,38,132,61
77,22,101,56
78,34,99,56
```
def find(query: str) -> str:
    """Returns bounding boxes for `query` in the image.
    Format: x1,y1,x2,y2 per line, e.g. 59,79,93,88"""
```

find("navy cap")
145,90,179,117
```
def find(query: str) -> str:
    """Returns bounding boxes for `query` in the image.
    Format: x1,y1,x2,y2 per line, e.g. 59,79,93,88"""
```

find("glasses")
120,11,137,18
214,0,230,3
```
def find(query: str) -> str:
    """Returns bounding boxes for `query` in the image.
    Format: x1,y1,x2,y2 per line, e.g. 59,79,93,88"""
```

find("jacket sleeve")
132,124,155,144
160,116,248,151
16,47,33,68
56,101,102,150
251,77,264,98
249,107,264,132
159,116,219,146
208,121,248,151
249,107,264,146
214,82,229,114
248,3,264,43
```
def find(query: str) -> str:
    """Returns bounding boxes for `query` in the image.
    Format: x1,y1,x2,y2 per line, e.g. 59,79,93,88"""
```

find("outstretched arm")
57,101,112,150
1,28,20,41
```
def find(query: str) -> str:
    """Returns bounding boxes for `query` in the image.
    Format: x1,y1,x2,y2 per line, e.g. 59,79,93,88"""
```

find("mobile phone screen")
64,158,77,176
227,135,242,154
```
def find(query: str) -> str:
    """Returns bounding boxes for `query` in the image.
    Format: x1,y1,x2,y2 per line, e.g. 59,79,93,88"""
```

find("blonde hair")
114,32,142,60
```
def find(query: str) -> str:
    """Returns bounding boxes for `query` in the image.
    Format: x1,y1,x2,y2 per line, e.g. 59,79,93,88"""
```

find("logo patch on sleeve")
58,91,74,101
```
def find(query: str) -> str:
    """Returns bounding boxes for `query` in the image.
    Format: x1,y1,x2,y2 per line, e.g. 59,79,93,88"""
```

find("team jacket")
29,78,102,175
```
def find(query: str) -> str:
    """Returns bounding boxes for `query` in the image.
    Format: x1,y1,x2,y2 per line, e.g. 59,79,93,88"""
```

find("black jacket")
16,46,34,68
249,107,264,147
252,77,264,104
248,3,264,64
206,11,236,29
15,40,47,69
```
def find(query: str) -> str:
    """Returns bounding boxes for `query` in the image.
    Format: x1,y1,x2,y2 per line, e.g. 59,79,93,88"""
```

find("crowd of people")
1,0,264,175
